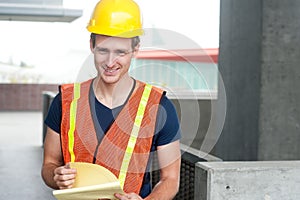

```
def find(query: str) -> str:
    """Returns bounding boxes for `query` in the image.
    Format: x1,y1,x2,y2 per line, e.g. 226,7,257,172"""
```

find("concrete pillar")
215,0,300,160
214,0,262,160
258,0,300,160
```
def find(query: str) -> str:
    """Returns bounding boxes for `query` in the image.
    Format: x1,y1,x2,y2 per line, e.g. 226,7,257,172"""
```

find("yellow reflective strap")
67,83,81,162
118,84,152,189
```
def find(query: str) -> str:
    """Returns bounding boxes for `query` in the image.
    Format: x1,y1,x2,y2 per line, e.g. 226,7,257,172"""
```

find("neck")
93,75,134,109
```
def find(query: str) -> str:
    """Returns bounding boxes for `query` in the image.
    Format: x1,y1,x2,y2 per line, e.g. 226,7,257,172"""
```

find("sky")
0,0,220,83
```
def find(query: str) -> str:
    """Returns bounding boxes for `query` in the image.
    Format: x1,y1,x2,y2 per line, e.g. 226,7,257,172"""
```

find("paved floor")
0,112,55,199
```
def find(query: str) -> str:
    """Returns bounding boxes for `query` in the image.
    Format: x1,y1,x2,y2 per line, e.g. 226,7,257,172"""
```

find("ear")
132,43,140,57
89,38,94,53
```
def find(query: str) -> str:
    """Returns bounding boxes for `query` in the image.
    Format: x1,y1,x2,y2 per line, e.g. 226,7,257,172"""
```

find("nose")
105,52,118,67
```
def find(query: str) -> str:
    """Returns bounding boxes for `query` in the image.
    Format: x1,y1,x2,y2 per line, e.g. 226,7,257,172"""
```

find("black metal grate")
151,150,208,200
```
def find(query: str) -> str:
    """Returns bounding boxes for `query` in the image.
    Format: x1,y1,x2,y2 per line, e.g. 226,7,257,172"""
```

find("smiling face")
91,35,139,85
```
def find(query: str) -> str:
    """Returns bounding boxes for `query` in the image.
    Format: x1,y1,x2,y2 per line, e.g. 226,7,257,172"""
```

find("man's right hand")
53,163,77,189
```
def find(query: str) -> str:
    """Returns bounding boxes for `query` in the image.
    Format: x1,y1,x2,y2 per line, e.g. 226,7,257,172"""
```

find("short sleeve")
154,95,181,146
44,93,62,134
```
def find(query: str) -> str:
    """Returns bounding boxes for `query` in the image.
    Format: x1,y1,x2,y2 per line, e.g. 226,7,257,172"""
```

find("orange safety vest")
60,78,164,194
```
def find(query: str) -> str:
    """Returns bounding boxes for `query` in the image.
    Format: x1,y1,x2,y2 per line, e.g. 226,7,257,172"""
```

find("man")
41,0,181,199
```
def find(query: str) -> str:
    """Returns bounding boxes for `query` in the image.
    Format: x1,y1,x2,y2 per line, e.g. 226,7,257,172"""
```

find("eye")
115,50,128,57
95,48,109,55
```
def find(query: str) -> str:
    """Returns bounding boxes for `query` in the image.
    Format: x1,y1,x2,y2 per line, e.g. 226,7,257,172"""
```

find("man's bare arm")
145,140,181,200
41,127,76,189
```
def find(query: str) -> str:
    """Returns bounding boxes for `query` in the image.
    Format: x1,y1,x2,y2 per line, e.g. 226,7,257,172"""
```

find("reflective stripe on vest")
68,83,80,162
118,84,152,189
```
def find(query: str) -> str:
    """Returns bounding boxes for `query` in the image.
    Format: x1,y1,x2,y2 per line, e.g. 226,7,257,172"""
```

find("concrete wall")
196,161,300,200
216,0,300,160
258,0,300,160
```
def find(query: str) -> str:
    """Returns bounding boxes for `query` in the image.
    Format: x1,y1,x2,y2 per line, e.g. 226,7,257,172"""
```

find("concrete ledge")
180,143,222,162
195,161,300,200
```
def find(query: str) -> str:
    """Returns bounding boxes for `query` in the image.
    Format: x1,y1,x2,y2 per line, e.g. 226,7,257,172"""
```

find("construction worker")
41,0,181,199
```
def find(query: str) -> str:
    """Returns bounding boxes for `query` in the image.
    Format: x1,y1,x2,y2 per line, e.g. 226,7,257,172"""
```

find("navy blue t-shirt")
45,85,181,198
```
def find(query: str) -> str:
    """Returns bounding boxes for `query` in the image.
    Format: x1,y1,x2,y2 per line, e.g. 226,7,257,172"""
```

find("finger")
57,179,75,189
63,163,77,174
124,193,142,200
65,162,71,169
54,173,76,181
115,193,141,200
54,166,77,175
114,193,126,200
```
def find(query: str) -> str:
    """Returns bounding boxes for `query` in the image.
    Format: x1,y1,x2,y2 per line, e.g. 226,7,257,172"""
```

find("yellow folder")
53,162,123,200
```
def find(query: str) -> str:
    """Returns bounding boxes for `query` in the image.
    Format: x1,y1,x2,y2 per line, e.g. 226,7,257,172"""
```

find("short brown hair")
90,33,140,50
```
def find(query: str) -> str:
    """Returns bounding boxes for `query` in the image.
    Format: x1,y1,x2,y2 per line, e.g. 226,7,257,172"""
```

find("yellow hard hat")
87,0,143,38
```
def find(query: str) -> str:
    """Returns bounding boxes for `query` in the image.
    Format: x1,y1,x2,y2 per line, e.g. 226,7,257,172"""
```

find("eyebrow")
95,47,132,53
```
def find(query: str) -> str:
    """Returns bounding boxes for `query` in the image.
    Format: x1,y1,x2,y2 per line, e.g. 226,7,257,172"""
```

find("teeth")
102,65,117,73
